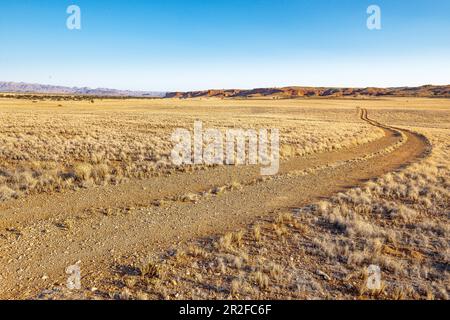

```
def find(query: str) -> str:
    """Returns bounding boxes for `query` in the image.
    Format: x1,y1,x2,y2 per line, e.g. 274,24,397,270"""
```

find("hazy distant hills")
166,85,450,99
2,82,449,99
0,81,165,97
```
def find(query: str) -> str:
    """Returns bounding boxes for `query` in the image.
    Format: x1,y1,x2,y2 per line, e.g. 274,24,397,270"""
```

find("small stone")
317,270,331,281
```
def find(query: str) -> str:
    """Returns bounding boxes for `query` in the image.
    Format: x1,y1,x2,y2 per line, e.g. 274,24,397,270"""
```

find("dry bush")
253,225,262,242
137,260,160,279
252,271,269,290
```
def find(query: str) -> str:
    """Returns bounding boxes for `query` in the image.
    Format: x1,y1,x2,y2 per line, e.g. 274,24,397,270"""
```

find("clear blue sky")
0,0,449,91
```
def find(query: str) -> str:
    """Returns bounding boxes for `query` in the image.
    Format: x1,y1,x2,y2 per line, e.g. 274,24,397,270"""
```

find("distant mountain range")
165,85,450,99
0,81,165,97
1,81,449,99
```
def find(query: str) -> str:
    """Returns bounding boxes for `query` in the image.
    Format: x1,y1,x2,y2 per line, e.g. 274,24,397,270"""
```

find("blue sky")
0,0,449,91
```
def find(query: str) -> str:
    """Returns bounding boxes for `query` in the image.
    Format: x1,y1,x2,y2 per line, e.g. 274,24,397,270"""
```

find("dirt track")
0,109,430,299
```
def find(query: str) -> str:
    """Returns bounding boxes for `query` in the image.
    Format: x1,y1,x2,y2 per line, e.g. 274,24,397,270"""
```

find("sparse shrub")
253,225,262,242
73,163,92,181
252,271,269,290
217,233,234,251
269,263,283,281
188,245,209,259
234,230,245,247
91,164,110,183
272,223,288,238
0,185,18,201
138,260,160,279
230,279,241,295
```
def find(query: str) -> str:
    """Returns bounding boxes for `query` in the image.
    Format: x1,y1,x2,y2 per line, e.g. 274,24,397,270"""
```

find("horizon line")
1,80,449,94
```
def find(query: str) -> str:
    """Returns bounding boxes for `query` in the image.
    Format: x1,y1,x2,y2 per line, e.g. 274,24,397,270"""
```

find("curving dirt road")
0,109,430,299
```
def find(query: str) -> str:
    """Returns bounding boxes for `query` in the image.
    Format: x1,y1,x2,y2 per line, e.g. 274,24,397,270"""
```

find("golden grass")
0,97,385,201
1,96,449,300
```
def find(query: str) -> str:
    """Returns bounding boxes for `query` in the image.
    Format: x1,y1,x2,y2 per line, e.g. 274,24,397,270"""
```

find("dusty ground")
0,97,448,300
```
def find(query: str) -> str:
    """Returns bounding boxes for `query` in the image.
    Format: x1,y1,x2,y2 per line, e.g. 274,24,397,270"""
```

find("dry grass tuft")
137,260,160,279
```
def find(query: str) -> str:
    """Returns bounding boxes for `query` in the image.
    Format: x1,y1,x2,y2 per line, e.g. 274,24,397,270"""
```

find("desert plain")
0,96,448,300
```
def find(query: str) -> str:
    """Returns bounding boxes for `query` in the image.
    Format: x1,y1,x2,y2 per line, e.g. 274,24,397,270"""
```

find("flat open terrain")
0,97,448,299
